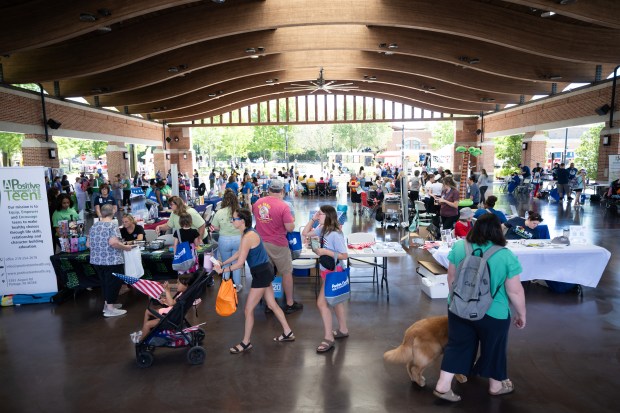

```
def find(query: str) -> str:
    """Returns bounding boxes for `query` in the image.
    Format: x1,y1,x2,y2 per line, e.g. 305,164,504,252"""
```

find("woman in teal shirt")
434,213,527,402
52,194,79,236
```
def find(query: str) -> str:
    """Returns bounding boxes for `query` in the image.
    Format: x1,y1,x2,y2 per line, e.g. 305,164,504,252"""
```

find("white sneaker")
130,331,143,344
102,303,122,313
103,308,127,317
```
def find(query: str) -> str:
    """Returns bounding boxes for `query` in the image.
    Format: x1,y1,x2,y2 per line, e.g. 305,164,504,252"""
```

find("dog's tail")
383,344,411,364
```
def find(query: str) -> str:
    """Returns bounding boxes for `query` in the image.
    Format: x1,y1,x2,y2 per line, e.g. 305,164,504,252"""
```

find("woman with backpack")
434,213,526,402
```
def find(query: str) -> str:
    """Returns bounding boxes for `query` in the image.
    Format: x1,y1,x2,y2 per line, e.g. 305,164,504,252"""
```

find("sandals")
273,331,296,342
229,341,253,354
489,379,514,396
333,329,349,339
316,339,335,353
433,389,461,402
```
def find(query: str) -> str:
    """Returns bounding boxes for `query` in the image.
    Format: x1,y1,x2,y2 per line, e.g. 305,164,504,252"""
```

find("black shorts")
351,191,361,203
250,261,275,289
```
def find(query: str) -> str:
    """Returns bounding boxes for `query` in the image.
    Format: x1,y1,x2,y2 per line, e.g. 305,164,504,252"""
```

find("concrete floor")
1,190,619,413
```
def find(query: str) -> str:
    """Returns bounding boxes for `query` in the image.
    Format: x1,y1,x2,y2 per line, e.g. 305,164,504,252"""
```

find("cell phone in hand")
209,256,220,265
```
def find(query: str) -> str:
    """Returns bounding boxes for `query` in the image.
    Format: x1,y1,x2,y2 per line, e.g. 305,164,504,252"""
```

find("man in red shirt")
253,179,303,314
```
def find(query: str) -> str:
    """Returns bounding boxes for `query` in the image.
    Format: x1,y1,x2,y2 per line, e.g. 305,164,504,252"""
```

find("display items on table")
58,219,85,253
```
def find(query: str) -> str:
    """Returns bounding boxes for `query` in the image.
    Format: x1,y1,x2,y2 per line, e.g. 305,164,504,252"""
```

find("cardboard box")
417,261,449,299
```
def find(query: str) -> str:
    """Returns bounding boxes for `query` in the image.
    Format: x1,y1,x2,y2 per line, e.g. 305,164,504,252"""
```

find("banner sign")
0,167,57,295
609,155,620,182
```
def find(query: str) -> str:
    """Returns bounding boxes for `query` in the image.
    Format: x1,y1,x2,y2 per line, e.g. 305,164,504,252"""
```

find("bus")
327,151,376,173
547,150,575,169
375,150,452,172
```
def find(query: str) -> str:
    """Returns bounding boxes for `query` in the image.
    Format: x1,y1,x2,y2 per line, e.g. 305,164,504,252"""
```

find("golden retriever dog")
384,315,467,387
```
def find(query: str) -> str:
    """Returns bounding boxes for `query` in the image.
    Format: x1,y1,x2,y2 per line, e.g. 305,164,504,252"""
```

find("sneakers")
130,331,142,344
102,303,122,313
235,284,243,293
284,301,303,314
103,308,127,317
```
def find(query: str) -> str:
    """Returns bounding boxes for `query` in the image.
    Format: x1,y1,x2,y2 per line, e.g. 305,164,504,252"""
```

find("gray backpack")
448,242,504,320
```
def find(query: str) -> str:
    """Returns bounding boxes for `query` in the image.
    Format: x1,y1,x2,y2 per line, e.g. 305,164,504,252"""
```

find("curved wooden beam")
127,68,518,115
94,51,550,108
501,0,620,29
0,0,199,54
2,0,618,82
46,25,604,98
162,90,481,124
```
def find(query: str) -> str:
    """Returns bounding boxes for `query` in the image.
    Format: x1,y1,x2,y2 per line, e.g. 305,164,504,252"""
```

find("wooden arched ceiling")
1,0,618,123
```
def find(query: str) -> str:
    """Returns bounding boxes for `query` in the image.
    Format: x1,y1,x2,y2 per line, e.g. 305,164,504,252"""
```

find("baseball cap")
434,174,441,181
269,179,284,192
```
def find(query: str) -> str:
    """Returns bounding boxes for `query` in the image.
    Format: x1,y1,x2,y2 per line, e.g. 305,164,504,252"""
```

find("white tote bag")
123,247,144,278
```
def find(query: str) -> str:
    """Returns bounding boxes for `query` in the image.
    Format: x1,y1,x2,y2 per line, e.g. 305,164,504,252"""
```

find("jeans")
218,234,242,284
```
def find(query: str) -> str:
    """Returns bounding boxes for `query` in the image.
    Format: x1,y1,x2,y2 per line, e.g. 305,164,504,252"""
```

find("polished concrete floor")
1,189,619,413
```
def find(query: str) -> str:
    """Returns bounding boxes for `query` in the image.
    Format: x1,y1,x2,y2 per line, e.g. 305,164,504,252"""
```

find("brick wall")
21,134,60,168
106,142,130,179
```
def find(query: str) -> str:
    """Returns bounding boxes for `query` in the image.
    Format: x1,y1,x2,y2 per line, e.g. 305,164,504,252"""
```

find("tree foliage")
0,132,24,166
575,124,603,179
494,134,524,168
430,121,455,150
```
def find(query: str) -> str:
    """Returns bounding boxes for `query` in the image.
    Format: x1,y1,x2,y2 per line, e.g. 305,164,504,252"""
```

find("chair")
316,182,328,197
214,201,222,211
307,181,317,196
414,200,433,224
360,191,374,219
347,232,378,287
201,204,213,222
144,229,158,243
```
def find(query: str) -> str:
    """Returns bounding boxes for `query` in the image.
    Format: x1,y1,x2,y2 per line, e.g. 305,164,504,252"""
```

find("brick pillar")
106,142,129,180
598,123,620,182
453,119,481,182
153,148,170,179
22,134,60,168
479,140,495,178
167,127,195,177
521,131,546,170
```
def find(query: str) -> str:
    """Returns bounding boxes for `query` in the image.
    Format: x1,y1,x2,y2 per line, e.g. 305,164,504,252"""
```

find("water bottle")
563,228,570,238
524,211,529,220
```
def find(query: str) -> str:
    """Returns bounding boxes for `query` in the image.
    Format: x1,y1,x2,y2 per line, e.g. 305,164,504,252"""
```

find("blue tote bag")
272,276,283,299
172,230,196,272
324,267,350,306
286,231,302,259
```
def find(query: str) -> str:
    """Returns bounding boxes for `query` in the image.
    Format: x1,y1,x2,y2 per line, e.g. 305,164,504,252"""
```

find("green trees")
0,132,24,166
430,121,455,150
575,124,604,179
494,134,524,169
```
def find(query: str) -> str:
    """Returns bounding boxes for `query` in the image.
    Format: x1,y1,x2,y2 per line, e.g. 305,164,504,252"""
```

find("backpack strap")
478,244,505,298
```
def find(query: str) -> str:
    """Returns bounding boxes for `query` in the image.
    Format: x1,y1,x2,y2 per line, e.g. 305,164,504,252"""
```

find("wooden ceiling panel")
1,0,618,120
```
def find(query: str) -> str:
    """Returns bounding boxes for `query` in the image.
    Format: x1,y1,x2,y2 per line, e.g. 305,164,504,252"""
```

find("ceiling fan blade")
309,89,319,94
324,81,336,87
288,83,311,87
333,82,354,86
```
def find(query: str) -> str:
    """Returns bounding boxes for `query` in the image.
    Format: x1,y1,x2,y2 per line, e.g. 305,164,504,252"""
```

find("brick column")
521,131,546,170
453,119,481,182
106,142,129,179
598,123,620,182
479,140,495,178
22,134,60,168
167,127,195,177
153,148,170,178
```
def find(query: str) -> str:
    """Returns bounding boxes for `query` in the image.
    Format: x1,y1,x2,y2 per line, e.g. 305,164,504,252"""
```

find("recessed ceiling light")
245,48,256,54
558,0,577,4
97,26,112,33
250,55,259,59
541,11,556,17
383,51,394,56
388,43,398,49
545,74,562,80
427,86,436,91
79,12,97,22
256,47,265,53
265,78,278,84
208,93,217,97
468,58,480,64
168,67,179,73
212,0,226,3
480,97,495,102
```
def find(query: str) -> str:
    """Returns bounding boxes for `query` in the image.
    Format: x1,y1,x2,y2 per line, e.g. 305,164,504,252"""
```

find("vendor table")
299,242,407,301
50,244,216,290
429,240,610,288
142,219,168,231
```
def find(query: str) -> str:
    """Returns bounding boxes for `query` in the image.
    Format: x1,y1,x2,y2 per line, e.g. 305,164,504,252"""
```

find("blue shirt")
244,229,270,268
473,207,507,223
225,182,239,194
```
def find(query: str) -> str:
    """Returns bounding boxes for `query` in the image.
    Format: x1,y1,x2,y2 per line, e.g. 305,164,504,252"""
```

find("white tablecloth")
430,241,610,287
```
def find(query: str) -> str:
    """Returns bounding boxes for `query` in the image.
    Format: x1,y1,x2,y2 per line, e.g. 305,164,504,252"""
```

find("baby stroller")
381,194,402,228
134,269,214,368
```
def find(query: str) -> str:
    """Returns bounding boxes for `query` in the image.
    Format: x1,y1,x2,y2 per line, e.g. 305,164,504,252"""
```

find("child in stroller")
130,272,197,343
133,268,212,368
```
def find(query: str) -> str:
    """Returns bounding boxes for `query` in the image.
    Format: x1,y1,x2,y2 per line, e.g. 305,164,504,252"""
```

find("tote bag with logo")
172,230,195,272
324,267,350,306
286,231,302,260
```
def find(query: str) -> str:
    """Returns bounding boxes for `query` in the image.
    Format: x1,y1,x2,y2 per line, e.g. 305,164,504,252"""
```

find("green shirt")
212,207,239,236
167,208,205,232
447,240,522,319
52,208,79,227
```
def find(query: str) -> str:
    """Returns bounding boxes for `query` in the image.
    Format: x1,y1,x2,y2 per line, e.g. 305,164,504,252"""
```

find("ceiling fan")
283,68,358,94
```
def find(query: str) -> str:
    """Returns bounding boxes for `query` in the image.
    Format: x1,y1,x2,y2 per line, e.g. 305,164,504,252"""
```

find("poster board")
609,155,620,182
0,167,57,295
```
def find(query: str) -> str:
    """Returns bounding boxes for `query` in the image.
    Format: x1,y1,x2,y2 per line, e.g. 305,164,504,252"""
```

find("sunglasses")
231,217,243,222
